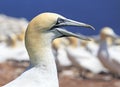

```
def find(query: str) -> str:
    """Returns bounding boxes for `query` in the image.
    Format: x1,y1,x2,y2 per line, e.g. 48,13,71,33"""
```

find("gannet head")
100,27,118,40
27,12,95,40
25,12,95,65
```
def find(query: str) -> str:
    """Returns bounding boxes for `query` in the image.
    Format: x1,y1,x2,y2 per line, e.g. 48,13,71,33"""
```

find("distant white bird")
97,27,120,75
66,37,108,74
53,38,72,71
3,12,94,87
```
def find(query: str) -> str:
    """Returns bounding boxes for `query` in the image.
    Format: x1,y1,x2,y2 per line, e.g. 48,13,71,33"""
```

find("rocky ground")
0,60,120,87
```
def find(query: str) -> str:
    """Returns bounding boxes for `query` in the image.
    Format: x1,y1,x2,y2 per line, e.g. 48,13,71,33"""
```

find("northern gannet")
97,27,120,76
3,12,94,87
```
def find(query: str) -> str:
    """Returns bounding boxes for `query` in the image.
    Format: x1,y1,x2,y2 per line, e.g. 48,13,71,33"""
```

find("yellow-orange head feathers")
28,12,65,31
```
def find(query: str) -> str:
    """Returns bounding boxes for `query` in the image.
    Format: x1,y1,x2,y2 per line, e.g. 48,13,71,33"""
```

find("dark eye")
56,18,65,24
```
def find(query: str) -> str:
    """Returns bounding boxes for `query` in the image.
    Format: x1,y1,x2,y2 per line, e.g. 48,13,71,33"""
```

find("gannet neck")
98,40,109,59
25,28,59,87
25,27,55,65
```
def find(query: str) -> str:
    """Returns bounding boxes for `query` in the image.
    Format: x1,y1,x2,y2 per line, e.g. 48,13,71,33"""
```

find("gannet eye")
56,18,65,25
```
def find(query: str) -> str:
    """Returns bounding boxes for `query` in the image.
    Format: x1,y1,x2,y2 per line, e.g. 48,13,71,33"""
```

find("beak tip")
85,24,95,30
89,25,95,30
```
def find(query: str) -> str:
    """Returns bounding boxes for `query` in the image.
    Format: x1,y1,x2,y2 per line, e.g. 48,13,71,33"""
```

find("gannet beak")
110,34,120,39
104,32,120,39
53,18,95,40
55,28,90,40
55,18,95,30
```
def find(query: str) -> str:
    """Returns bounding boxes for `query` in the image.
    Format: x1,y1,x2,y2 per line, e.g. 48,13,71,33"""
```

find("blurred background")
0,0,120,87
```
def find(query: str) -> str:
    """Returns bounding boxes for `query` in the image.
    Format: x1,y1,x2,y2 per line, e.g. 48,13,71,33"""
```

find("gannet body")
3,12,94,87
108,47,120,64
57,45,72,66
97,27,120,75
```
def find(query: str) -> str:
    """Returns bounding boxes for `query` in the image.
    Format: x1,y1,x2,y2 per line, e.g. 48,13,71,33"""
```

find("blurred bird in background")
97,27,120,77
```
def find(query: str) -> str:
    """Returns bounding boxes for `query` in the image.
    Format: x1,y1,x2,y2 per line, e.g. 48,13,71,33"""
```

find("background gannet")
3,12,94,87
97,27,120,76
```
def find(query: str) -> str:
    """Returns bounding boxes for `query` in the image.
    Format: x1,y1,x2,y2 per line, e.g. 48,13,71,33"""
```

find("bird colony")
0,13,120,87
0,14,29,62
